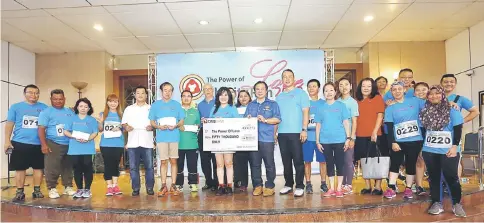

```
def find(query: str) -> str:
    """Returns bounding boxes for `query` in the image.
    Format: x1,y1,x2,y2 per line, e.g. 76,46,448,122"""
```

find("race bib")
22,115,38,129
104,121,120,132
425,131,452,148
308,114,316,129
56,124,65,137
395,120,420,140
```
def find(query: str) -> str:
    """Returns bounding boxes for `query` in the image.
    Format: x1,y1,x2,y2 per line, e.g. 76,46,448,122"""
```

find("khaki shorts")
156,142,179,160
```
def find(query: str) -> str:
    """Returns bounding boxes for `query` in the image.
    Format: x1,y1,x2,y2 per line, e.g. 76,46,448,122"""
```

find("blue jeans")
128,147,155,191
249,141,276,189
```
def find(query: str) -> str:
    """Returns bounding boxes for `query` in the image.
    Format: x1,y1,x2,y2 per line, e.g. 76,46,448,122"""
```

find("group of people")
4,68,479,217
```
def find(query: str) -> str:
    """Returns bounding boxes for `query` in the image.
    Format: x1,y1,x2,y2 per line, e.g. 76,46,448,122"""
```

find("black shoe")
320,182,329,193
32,190,44,199
12,192,25,202
360,188,372,194
216,186,225,196
234,181,241,188
306,183,314,194
225,187,233,195
132,190,140,196
210,185,217,192
416,186,427,196
398,174,406,181
147,188,154,195
371,189,383,195
202,185,211,190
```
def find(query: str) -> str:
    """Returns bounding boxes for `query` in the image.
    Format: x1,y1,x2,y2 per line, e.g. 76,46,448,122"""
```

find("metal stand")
478,127,484,190
1,153,13,191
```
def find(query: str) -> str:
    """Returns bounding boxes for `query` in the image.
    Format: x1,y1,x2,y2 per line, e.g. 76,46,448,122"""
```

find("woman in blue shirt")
419,85,465,217
64,98,99,198
234,90,252,192
315,82,351,198
384,82,424,200
96,94,125,196
209,87,240,196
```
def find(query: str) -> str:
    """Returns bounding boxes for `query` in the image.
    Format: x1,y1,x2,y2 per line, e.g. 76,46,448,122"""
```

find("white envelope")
157,117,177,126
183,125,198,133
104,130,122,139
237,107,247,115
72,131,90,141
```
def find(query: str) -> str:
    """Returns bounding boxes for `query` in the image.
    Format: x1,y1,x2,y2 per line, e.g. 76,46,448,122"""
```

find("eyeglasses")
25,91,40,95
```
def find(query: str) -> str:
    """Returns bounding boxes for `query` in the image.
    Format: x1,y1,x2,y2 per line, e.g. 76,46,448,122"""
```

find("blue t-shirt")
65,115,99,155
383,88,415,101
198,98,215,119
7,101,48,145
422,109,464,154
99,112,125,148
384,97,425,142
38,106,75,145
315,101,350,144
275,88,310,133
244,98,281,143
447,94,474,112
307,99,325,142
337,96,359,132
210,105,239,118
148,99,185,143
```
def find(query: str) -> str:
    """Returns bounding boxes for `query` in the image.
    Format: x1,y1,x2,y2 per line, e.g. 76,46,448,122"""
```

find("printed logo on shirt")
179,74,205,100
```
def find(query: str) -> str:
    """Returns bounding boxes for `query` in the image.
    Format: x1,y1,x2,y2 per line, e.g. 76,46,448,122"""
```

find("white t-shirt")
121,103,154,149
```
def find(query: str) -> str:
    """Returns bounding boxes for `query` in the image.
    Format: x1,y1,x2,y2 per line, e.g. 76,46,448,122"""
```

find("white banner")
203,118,258,152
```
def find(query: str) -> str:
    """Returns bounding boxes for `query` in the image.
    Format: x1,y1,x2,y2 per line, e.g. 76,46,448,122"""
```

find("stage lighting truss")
148,54,157,105
325,49,335,83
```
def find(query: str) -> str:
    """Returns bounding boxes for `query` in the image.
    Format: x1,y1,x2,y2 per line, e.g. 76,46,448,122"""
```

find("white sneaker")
294,188,304,197
49,188,60,199
279,186,293,195
63,186,76,196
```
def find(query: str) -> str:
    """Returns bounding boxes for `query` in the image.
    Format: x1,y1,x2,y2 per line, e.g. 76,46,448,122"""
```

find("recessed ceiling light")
364,15,374,22
199,20,209,25
93,24,103,31
254,18,263,24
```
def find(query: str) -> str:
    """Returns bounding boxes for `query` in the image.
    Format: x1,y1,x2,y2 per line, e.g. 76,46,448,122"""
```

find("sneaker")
63,186,76,196
383,189,396,199
411,184,417,193
280,186,293,195
170,185,181,196
371,189,383,195
306,183,313,194
342,185,353,195
335,190,344,198
416,186,427,196
253,186,263,196
361,188,372,195
225,187,233,195
320,182,329,193
147,188,154,196
106,187,114,196
216,186,225,196
403,188,413,199
210,186,217,192
113,185,123,195
73,189,83,198
189,184,198,192
202,184,211,190
132,190,140,196
294,188,304,197
239,186,247,192
428,202,444,215
82,189,92,198
32,190,44,199
323,189,336,197
453,203,466,217
157,186,168,197
49,188,61,199
263,188,275,197
12,191,25,202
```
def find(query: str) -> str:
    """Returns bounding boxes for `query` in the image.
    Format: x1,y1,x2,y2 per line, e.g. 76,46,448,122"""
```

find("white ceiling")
1,0,484,55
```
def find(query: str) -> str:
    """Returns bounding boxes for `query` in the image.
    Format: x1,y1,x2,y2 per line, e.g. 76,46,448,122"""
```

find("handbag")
360,141,390,179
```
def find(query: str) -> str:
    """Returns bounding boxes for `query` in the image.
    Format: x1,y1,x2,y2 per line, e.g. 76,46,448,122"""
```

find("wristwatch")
302,128,307,132
346,137,353,141
264,119,268,123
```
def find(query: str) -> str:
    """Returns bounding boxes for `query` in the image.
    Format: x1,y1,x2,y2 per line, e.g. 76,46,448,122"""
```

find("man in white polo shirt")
121,86,155,196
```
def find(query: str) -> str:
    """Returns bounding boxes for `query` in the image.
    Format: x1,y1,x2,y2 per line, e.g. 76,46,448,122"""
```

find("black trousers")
70,155,93,190
176,150,199,185
423,151,461,204
100,147,124,181
322,143,345,177
234,152,249,187
198,127,218,186
389,141,422,175
278,133,305,189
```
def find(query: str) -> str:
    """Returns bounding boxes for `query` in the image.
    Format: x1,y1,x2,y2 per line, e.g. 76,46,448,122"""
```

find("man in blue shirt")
275,69,310,197
4,85,47,201
245,81,281,197
383,68,415,103
197,83,219,191
149,82,185,196
38,89,76,199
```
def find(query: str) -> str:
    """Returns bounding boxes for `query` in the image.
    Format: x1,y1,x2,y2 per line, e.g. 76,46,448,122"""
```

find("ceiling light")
199,20,209,25
254,18,263,24
93,24,103,31
364,15,374,22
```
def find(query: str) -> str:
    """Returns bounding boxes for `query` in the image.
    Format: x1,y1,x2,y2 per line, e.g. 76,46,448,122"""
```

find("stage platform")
2,173,484,222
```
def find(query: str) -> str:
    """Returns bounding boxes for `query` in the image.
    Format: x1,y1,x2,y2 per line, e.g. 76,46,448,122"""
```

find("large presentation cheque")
203,118,258,152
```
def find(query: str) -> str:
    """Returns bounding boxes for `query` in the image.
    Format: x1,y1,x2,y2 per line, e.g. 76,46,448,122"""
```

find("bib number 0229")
396,125,419,136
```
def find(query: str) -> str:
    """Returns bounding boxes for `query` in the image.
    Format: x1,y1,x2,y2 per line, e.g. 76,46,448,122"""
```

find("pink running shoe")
106,187,114,196
323,189,336,197
113,185,123,195
384,188,396,199
335,190,344,198
403,188,413,199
